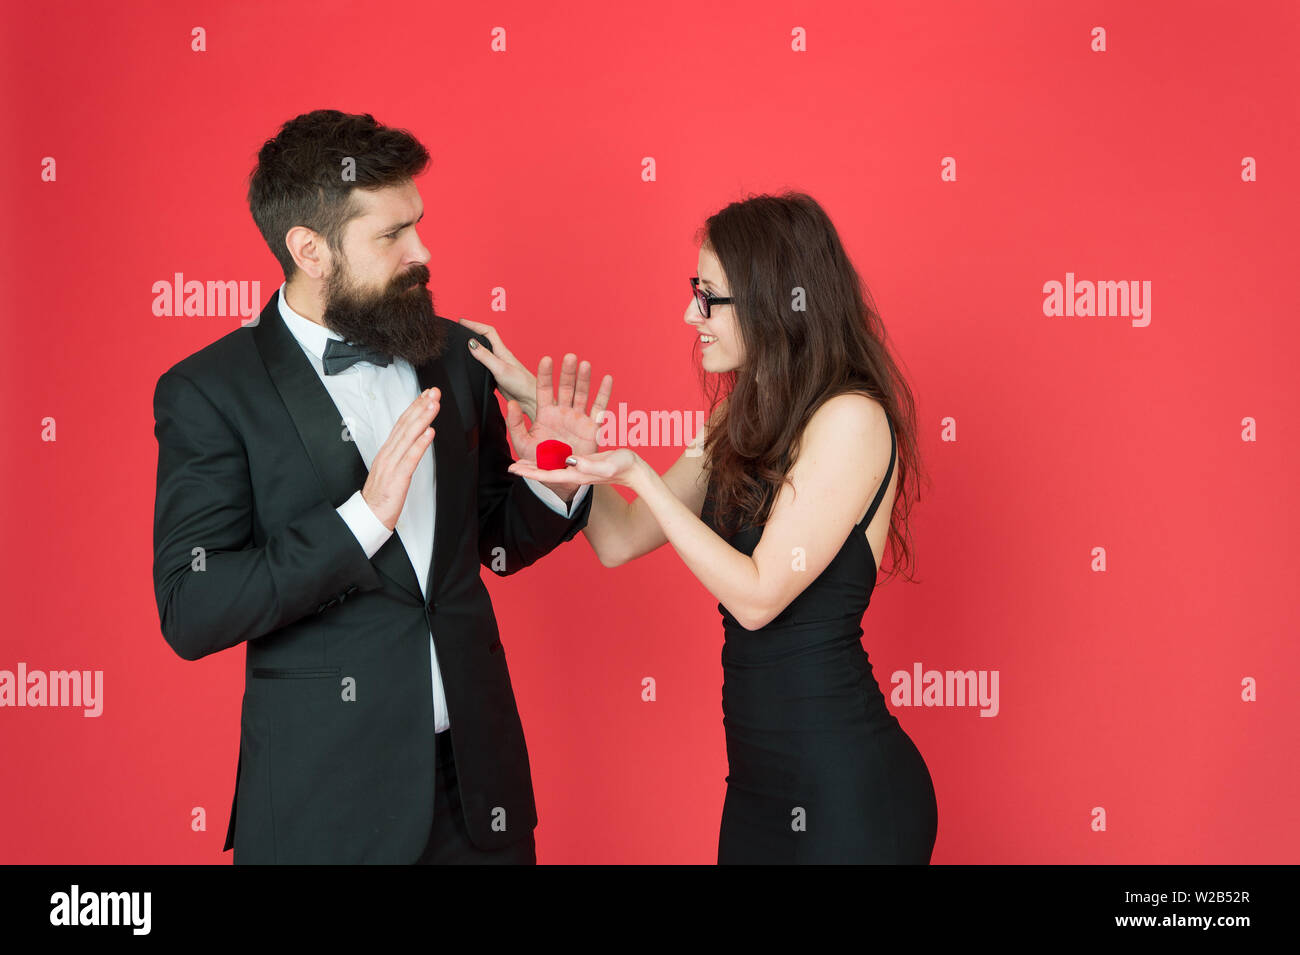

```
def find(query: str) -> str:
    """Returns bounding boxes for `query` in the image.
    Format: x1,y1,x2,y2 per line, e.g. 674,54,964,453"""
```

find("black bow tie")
322,338,393,375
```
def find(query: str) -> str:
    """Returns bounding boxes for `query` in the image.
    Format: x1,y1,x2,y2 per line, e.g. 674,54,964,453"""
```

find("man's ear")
286,225,328,280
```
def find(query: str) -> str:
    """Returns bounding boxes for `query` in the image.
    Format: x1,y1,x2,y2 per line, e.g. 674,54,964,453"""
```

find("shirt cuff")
337,489,394,559
523,477,591,518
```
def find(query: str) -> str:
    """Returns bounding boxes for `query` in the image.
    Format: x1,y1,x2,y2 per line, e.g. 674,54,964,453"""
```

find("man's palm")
505,353,612,463
507,401,599,461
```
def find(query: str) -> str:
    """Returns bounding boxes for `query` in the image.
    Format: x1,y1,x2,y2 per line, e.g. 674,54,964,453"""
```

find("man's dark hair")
247,110,431,281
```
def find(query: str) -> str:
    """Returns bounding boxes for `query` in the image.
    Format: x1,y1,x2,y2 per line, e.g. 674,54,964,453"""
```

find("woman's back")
700,415,937,863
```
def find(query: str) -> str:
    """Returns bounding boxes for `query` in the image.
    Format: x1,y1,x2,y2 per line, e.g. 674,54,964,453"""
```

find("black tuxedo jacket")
151,288,590,863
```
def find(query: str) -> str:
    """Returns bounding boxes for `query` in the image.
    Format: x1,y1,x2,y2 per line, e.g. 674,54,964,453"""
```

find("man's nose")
410,237,432,266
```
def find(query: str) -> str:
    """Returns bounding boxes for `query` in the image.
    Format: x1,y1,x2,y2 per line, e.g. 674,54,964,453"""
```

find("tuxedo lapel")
418,354,469,601
249,289,470,605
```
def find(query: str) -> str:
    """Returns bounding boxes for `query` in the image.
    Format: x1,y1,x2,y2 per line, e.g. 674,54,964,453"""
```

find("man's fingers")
392,388,438,438
505,399,531,450
384,389,439,465
396,410,437,472
573,360,592,411
557,353,577,408
402,387,439,417
402,426,436,470
536,356,555,411
591,374,613,421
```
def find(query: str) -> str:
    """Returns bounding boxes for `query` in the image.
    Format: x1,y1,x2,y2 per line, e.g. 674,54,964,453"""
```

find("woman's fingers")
508,462,593,485
465,336,505,377
457,317,511,356
459,317,523,369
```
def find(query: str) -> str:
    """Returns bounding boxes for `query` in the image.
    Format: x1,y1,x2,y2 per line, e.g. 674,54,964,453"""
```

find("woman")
462,191,936,864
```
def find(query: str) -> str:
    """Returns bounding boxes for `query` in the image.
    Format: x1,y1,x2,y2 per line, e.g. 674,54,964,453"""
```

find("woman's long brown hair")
696,191,927,584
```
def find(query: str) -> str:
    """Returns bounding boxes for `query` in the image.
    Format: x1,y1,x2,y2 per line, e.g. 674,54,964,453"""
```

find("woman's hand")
458,317,540,419
508,448,643,490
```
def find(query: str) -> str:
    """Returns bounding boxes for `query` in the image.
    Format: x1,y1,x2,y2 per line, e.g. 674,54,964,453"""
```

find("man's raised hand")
506,353,613,465
361,387,439,531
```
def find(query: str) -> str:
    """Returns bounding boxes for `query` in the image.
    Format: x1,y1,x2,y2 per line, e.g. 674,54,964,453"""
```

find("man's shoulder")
154,324,262,400
434,315,488,387
435,314,484,354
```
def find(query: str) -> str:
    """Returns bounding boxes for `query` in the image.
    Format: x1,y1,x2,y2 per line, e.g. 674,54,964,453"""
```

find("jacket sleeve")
467,338,593,576
151,370,381,661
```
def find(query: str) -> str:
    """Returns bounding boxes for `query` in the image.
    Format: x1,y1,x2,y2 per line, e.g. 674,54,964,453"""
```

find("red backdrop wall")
2,0,1297,864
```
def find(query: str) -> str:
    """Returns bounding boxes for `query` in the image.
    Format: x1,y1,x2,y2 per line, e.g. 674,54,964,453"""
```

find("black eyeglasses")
691,276,733,318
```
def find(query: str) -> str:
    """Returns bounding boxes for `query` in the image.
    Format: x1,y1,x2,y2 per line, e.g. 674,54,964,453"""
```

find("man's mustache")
397,265,430,291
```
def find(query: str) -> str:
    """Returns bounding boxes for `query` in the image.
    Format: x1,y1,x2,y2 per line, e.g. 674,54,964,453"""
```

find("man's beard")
320,259,448,367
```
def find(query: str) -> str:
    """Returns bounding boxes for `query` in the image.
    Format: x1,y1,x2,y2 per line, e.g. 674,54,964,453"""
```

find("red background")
2,0,1297,863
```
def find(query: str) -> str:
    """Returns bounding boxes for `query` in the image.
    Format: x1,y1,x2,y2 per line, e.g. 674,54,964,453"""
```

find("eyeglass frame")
691,276,733,318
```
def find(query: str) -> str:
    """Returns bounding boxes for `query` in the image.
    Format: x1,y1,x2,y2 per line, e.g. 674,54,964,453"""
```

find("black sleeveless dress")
700,416,938,863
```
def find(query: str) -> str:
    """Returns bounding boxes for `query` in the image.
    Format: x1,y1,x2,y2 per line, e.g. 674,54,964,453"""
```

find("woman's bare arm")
583,402,723,567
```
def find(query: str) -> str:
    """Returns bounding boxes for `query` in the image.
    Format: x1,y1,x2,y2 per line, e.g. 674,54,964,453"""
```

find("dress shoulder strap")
858,415,896,529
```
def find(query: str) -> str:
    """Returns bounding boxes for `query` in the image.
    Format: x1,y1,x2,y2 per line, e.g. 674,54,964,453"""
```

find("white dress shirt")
276,282,589,732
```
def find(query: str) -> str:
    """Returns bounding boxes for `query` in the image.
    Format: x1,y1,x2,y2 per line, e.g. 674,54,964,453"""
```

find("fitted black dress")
701,416,937,864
